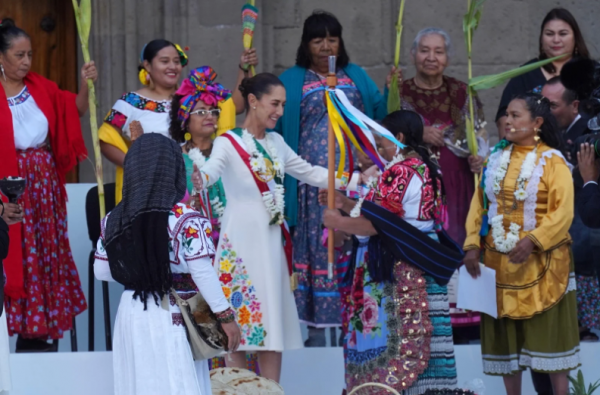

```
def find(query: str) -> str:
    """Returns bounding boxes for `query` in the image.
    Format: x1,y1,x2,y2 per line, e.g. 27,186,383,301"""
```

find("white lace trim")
484,149,502,221
520,347,580,372
523,149,573,231
486,148,572,232
483,346,580,373
567,274,577,293
482,357,520,375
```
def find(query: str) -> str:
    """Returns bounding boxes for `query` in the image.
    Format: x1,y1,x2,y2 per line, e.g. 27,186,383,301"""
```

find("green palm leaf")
469,54,567,91
72,0,106,219
387,0,405,114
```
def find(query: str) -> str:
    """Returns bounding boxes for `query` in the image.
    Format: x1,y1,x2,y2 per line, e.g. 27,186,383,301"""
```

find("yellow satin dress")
464,143,574,319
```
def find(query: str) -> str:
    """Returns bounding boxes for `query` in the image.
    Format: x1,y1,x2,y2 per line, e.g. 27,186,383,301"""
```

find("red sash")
220,133,294,281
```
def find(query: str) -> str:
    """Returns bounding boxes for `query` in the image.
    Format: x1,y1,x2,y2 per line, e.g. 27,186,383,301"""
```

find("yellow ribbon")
325,91,347,179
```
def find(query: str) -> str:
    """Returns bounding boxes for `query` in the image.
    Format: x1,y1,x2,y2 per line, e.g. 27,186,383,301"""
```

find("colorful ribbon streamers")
325,88,405,179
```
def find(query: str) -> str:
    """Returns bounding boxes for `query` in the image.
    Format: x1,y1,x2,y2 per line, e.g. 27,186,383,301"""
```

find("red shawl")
0,71,87,299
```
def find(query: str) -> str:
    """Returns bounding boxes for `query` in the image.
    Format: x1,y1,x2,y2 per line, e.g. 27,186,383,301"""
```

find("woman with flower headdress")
169,66,230,226
464,93,579,395
99,41,257,204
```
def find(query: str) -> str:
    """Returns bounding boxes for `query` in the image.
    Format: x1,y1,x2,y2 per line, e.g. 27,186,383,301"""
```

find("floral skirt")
343,240,457,394
576,275,600,330
5,147,87,339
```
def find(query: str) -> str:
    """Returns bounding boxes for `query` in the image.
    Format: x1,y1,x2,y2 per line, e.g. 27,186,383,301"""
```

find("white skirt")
113,290,211,395
0,311,11,392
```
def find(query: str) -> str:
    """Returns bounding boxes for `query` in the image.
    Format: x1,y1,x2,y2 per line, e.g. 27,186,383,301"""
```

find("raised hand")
130,120,144,142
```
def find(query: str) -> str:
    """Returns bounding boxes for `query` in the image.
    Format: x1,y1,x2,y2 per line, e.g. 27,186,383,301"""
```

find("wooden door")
1,0,79,182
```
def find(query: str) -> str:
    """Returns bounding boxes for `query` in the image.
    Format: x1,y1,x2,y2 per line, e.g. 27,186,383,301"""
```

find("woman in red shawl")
0,19,97,351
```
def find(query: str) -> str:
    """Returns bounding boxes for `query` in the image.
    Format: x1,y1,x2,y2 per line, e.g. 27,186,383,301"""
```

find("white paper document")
456,264,498,319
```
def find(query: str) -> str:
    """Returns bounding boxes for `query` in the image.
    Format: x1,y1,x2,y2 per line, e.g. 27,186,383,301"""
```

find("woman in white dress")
194,73,349,382
94,133,240,395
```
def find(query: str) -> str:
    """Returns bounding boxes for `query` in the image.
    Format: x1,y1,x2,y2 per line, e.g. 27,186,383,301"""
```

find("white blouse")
103,91,171,140
94,203,229,313
8,87,49,150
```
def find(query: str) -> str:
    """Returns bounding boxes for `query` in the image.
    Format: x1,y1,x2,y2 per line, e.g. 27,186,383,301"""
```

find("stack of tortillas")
210,368,284,395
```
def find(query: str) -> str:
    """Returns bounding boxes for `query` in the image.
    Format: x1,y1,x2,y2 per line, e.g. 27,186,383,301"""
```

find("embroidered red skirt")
5,147,87,339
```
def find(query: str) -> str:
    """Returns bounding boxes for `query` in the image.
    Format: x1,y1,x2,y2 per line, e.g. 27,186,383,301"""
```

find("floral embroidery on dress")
169,207,214,263
7,87,31,107
217,235,267,346
120,92,170,112
104,109,128,129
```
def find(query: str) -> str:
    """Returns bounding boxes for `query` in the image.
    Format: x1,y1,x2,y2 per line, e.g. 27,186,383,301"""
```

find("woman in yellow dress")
463,92,579,395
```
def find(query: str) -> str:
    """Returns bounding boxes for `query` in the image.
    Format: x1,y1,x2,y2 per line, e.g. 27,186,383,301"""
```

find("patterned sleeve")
103,94,130,130
94,216,115,282
172,207,216,263
377,164,417,217
175,209,229,313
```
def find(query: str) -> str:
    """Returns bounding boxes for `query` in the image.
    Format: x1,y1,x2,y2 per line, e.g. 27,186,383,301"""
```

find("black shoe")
15,335,54,353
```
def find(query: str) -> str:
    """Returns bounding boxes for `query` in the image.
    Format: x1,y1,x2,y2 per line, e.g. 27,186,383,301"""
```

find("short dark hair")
238,73,284,111
295,11,350,69
539,8,591,74
546,76,578,105
0,19,29,54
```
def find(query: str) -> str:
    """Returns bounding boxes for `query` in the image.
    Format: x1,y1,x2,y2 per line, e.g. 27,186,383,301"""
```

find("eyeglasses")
190,109,221,117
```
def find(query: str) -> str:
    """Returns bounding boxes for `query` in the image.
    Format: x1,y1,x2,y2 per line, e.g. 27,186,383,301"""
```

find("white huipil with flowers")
94,203,228,395
200,129,335,351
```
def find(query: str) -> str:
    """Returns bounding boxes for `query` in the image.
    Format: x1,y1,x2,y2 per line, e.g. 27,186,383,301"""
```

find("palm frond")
469,54,567,91
387,0,406,113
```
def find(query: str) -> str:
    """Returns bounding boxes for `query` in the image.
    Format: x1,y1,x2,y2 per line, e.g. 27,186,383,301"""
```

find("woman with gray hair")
401,27,489,343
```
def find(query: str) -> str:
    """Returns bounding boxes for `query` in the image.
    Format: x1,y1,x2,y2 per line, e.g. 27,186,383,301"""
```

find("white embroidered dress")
94,203,229,395
201,130,333,351
104,91,171,139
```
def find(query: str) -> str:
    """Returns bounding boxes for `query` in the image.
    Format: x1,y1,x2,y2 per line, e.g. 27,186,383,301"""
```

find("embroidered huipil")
94,203,229,395
464,143,574,319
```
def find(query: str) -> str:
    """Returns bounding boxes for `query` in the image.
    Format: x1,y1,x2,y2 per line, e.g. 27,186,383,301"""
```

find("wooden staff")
327,55,337,280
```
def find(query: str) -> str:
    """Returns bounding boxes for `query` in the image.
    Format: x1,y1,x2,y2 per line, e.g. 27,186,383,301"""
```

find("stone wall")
80,0,600,183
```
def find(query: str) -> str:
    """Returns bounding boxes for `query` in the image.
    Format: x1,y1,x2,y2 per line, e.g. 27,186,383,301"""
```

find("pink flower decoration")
359,294,379,334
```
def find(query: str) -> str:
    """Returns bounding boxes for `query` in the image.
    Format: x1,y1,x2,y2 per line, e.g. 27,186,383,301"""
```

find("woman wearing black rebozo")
94,133,239,395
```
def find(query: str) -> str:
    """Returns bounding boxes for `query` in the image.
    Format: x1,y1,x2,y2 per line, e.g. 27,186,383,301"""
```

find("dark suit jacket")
578,182,600,229
0,217,9,316
566,114,591,143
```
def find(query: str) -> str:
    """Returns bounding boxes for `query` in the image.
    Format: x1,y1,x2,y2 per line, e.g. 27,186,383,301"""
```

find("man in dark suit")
578,142,600,229
542,77,589,144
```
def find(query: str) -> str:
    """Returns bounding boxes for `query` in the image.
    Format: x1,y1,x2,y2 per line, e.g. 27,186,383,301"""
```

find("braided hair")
381,110,442,198
511,92,563,151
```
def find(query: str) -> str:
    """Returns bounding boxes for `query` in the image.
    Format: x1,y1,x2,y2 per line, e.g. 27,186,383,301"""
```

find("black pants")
531,370,553,395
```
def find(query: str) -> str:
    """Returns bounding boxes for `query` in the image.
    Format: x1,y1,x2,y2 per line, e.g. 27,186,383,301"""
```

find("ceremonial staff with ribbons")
326,55,337,279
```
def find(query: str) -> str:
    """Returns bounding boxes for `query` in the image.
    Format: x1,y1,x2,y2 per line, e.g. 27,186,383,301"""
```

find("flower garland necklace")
490,144,539,253
349,153,403,218
241,129,286,225
188,146,226,221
